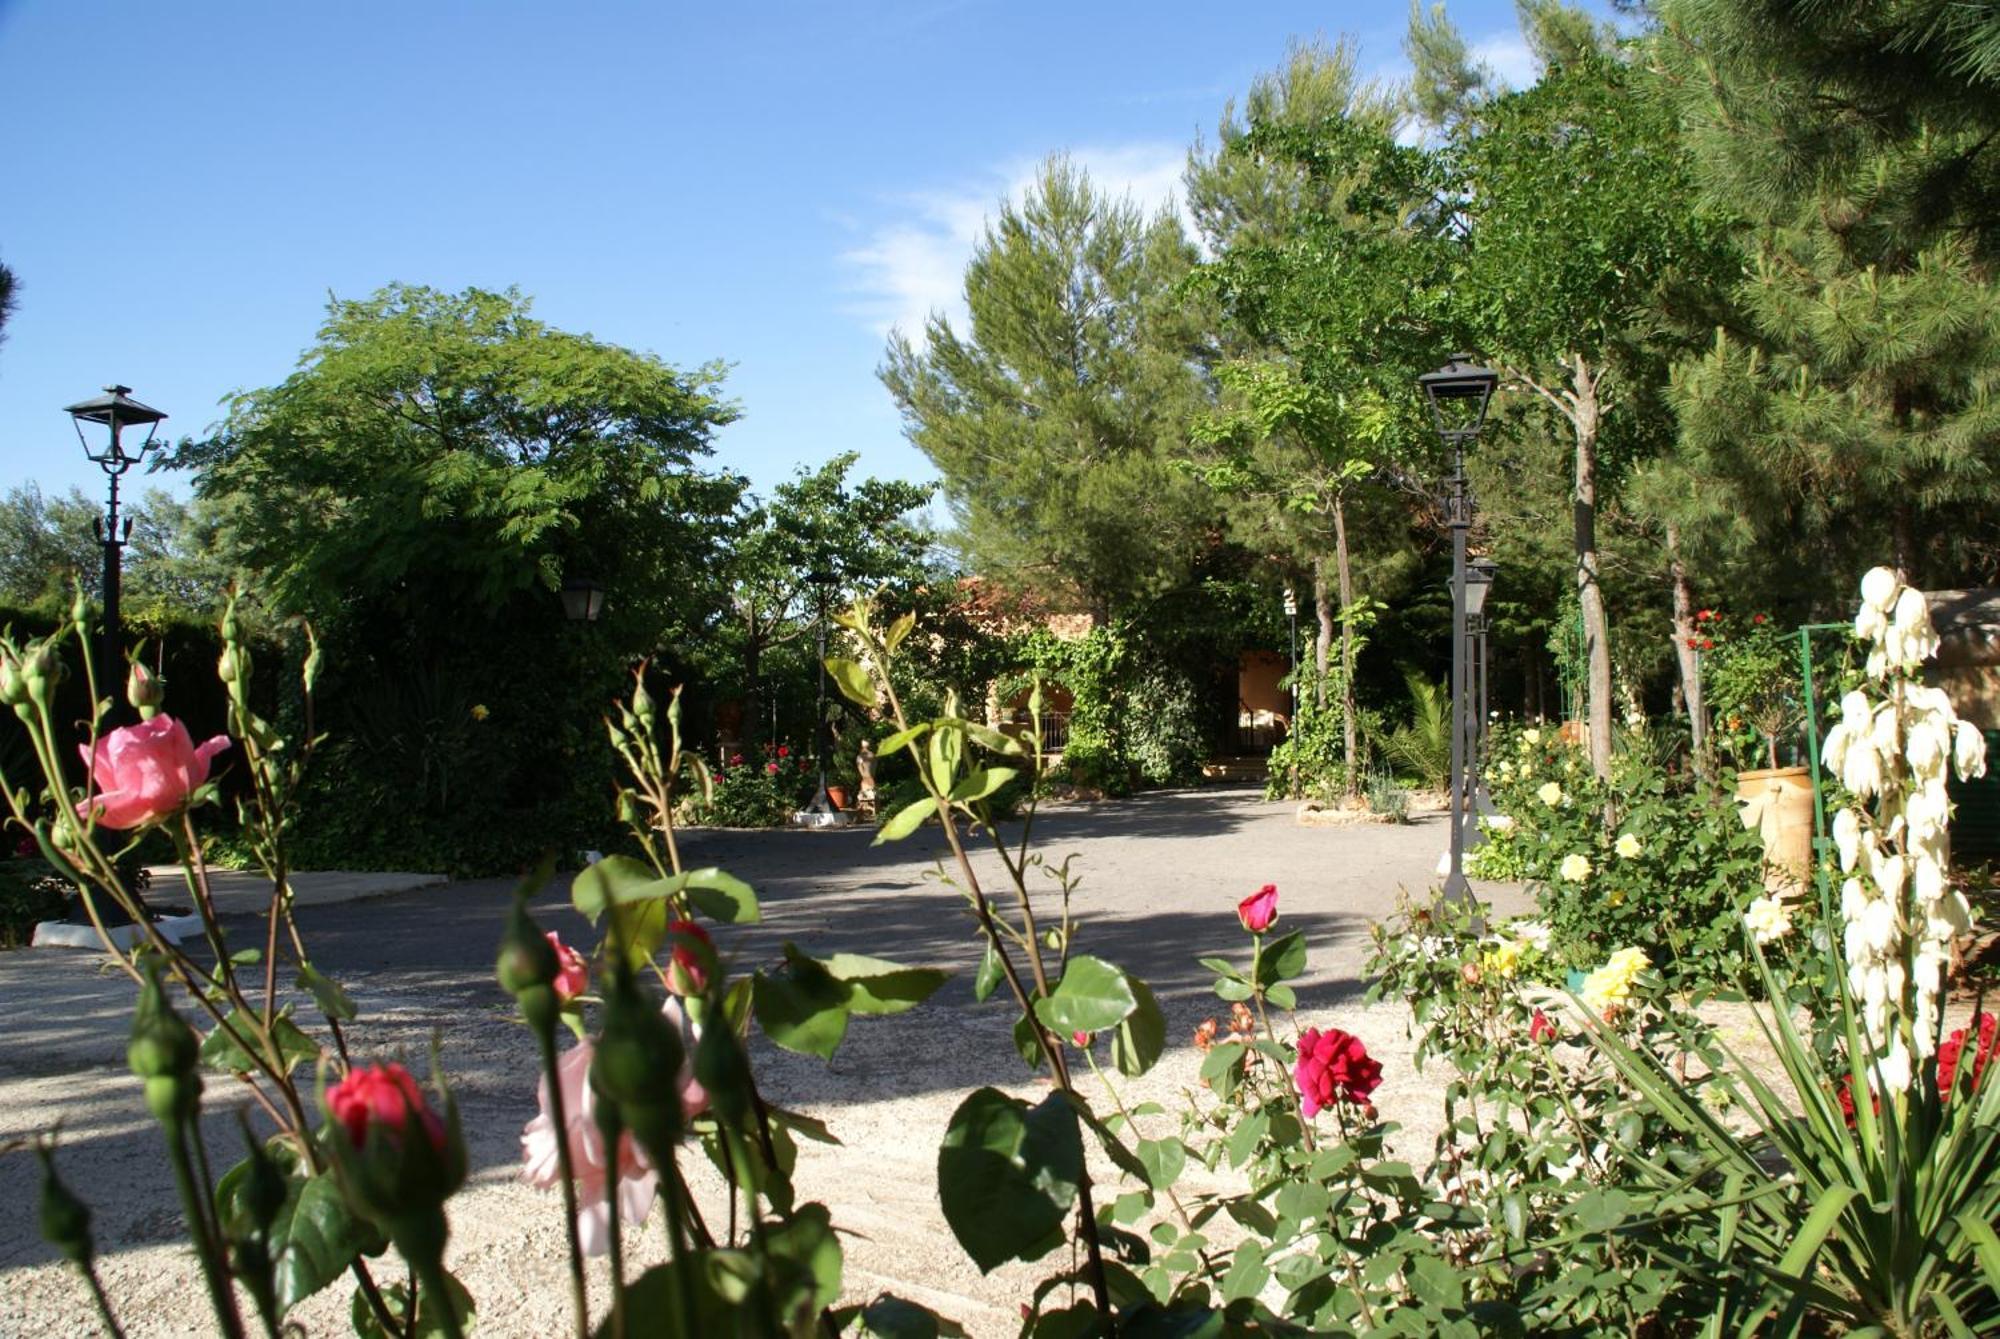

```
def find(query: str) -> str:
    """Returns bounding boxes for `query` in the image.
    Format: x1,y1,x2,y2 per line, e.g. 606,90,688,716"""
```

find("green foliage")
1381,672,1450,791
177,285,742,873
1698,611,1805,770
0,858,67,947
1265,668,1352,801
685,746,813,828
0,485,235,621
881,158,1215,621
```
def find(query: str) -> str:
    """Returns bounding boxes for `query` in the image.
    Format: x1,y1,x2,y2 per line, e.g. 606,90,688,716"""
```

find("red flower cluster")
1939,1013,1999,1096
1695,609,1716,622
1294,1026,1381,1117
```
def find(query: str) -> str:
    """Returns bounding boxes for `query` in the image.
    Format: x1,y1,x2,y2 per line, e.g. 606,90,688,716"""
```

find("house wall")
1240,651,1290,723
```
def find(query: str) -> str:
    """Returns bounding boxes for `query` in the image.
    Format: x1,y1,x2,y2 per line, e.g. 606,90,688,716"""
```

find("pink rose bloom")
546,932,588,1004
1237,883,1279,934
520,1001,708,1256
328,1062,446,1152
1294,1026,1382,1118
76,715,230,830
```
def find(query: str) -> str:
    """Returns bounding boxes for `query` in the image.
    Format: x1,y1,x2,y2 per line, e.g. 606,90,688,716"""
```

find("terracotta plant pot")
1736,765,1816,892
826,785,850,812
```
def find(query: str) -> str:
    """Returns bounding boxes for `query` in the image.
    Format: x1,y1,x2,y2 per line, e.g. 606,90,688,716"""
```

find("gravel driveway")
0,787,1529,1337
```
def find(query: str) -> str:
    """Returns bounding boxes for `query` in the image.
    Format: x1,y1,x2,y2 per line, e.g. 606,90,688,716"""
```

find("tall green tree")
1442,49,1730,776
1658,0,2000,588
723,452,934,745
0,483,235,621
1188,49,1447,795
173,284,743,872
880,158,1213,622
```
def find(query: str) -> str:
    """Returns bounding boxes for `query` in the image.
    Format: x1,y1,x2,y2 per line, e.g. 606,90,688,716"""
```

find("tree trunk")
1570,356,1614,781
1666,524,1707,778
1312,557,1333,710
1332,494,1360,800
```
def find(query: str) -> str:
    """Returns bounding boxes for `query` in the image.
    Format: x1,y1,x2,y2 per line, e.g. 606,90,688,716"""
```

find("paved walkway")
144,865,447,916
0,788,1529,1338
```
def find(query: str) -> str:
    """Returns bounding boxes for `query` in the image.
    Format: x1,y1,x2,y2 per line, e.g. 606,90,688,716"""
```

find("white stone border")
31,913,205,951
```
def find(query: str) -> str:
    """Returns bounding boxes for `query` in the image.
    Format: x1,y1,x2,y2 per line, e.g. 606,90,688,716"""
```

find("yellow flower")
1579,946,1650,1018
470,704,491,722
1522,728,1542,747
1607,888,1626,907
1615,832,1642,859
1538,782,1564,807
1482,939,1523,980
1559,853,1592,882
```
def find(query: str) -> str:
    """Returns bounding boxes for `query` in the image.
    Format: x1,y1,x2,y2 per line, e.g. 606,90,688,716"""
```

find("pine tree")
879,158,1212,621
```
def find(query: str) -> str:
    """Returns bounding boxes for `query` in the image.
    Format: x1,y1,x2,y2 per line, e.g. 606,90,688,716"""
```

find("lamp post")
66,386,167,699
559,576,605,623
1463,557,1497,822
805,567,840,815
1418,355,1499,906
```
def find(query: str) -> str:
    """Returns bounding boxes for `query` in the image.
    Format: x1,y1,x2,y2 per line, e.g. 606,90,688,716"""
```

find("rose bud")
1460,960,1482,986
663,920,714,997
322,1062,464,1242
1529,1009,1558,1044
128,960,201,1125
126,661,166,718
35,1144,93,1266
1237,883,1280,934
591,961,688,1160
549,933,589,1005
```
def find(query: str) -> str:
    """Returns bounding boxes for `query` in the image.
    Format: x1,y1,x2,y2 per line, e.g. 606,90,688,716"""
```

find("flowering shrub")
684,741,812,826
1470,723,1775,988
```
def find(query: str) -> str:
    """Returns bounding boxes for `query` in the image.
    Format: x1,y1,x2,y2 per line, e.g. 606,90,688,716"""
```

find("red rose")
1686,637,1699,650
1294,1026,1381,1118
1697,609,1714,621
1071,1030,1093,1048
1700,638,1714,651
765,761,779,774
1237,884,1279,933
1938,1013,1999,1097
730,753,744,766
1752,613,1766,625
1529,1009,1557,1044
327,1062,446,1152
664,919,714,997
777,746,789,758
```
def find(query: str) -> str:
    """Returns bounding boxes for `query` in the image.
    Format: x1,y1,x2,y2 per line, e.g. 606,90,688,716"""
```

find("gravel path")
0,788,1529,1337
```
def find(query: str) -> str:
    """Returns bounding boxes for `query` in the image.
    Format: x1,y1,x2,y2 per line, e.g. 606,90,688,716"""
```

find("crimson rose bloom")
1529,1009,1558,1044
76,715,230,830
1294,1026,1381,1117
1237,884,1279,933
328,1062,446,1152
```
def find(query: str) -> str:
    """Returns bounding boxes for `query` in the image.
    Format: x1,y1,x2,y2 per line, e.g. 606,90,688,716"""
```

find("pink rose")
328,1062,446,1153
1237,883,1279,934
546,931,588,1004
76,715,230,830
520,1001,707,1256
1293,1026,1382,1118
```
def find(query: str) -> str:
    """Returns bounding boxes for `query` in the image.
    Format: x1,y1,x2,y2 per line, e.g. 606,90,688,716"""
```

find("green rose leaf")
280,1173,383,1313
753,945,852,1059
1255,930,1307,987
297,963,357,1022
763,1202,843,1312
1112,974,1166,1078
885,611,917,651
1012,1013,1046,1070
823,953,949,1016
570,854,671,923
825,656,876,709
877,724,929,758
351,1274,475,1339
949,766,1018,804
201,1010,321,1077
1031,955,1137,1036
837,1294,952,1338
961,722,1027,758
937,1087,1082,1273
1220,1238,1270,1304
875,795,937,844
1136,1136,1186,1193
684,867,761,925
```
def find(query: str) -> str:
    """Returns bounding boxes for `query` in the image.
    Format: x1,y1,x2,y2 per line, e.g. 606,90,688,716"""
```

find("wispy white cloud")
1470,31,1539,92
838,141,1189,345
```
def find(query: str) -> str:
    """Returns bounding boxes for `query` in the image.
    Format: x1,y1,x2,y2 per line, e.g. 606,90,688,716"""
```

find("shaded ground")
0,787,1529,1337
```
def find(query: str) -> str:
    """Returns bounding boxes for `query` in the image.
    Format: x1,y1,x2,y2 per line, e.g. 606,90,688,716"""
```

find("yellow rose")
1538,782,1564,807
1559,853,1592,882
1482,939,1523,979
1615,832,1641,859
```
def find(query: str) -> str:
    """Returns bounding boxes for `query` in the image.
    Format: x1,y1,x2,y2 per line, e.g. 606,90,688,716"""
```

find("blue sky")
0,1,1550,510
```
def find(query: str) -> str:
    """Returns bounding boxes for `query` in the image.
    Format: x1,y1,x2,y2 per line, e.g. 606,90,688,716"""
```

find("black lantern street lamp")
67,386,167,698
1463,557,1498,820
1418,355,1499,906
559,576,605,623
805,567,841,815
